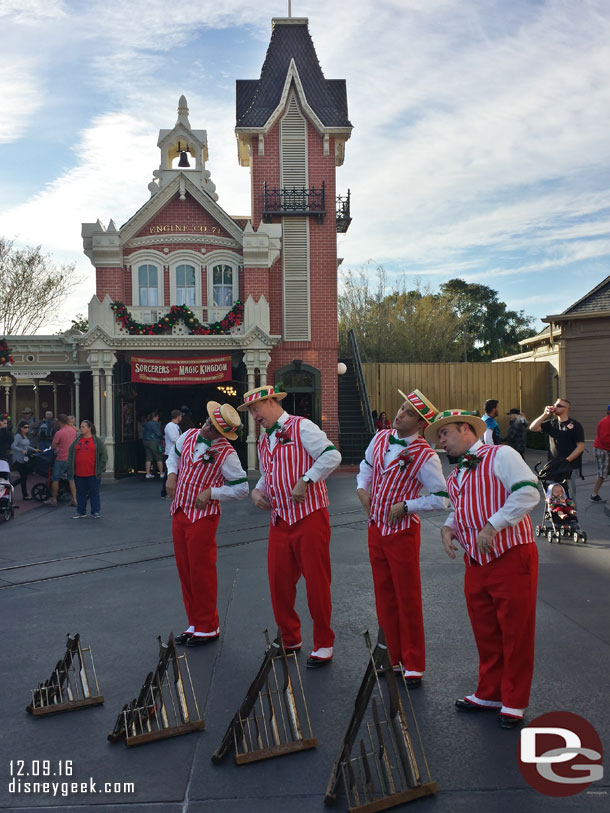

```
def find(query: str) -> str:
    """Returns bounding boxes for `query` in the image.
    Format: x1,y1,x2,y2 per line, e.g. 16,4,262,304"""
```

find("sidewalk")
0,453,608,811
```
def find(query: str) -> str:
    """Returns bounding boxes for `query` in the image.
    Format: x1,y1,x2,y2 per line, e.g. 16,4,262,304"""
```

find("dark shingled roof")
236,19,351,129
561,276,610,316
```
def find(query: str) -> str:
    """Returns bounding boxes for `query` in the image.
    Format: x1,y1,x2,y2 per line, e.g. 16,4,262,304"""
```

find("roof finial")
176,95,190,127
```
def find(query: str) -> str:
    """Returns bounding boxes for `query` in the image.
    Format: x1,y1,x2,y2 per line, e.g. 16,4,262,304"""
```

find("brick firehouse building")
72,16,352,473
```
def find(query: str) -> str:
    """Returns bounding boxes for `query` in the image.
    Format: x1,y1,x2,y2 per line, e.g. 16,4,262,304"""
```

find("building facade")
2,17,352,474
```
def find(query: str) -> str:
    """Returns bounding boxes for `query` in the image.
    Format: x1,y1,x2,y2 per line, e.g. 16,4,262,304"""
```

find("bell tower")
149,95,218,201
235,17,352,439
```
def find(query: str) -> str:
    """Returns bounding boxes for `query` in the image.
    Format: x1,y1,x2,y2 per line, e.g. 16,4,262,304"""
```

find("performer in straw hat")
239,384,341,668
166,402,248,647
424,409,540,728
356,389,448,687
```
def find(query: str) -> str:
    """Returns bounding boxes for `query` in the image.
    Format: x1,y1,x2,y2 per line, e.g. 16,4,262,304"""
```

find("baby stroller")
29,449,71,503
0,460,15,522
534,458,587,544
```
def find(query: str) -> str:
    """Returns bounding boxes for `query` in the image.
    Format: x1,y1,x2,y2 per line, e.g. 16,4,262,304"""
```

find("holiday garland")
110,300,244,336
0,339,14,366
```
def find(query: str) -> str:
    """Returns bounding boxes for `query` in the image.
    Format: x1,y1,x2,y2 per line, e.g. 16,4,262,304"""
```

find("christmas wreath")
111,300,244,336
0,339,14,366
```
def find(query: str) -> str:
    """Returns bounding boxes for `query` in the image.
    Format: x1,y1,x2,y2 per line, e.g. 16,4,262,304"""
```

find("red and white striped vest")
446,444,534,565
258,415,329,526
171,429,234,523
369,432,436,536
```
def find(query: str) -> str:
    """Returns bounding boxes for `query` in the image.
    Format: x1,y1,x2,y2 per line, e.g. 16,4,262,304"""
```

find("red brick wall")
248,103,340,444
96,267,125,301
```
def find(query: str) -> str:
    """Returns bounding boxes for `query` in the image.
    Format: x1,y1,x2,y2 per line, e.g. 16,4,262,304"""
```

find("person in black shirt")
530,398,585,498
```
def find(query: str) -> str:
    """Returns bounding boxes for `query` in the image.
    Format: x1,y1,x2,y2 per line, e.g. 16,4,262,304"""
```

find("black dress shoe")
284,645,302,654
405,677,422,689
306,656,332,669
186,634,219,647
499,714,523,729
455,698,499,712
174,632,193,645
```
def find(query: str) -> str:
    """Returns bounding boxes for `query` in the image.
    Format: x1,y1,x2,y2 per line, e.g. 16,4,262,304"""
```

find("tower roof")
236,18,351,129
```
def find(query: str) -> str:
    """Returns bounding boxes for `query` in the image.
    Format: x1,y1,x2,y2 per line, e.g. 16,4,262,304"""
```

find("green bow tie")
196,435,211,446
388,435,407,446
266,422,281,436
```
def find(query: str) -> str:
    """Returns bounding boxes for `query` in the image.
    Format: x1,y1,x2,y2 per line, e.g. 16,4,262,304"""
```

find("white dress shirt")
444,440,539,531
164,420,181,455
255,411,341,494
356,431,448,513
166,432,249,501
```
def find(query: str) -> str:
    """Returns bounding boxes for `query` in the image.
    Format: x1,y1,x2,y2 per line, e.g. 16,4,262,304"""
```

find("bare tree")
0,238,77,334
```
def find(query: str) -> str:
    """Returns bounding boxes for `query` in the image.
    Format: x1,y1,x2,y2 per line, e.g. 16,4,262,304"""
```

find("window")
176,264,196,306
138,265,158,306
212,264,234,307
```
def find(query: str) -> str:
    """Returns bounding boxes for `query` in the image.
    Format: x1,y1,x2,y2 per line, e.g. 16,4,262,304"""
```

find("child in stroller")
0,459,15,522
547,483,577,523
534,458,587,544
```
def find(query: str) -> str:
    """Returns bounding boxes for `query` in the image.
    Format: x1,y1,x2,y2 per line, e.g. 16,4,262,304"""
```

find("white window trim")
205,250,241,312
168,250,204,307
129,250,165,307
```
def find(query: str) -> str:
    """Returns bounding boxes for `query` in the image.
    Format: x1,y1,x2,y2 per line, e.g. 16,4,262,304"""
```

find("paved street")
1,451,608,812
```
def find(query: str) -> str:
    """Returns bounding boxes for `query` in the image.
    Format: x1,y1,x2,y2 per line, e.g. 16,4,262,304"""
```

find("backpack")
38,420,52,439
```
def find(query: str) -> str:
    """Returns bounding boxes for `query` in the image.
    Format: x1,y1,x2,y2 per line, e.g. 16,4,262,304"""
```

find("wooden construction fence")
362,362,554,436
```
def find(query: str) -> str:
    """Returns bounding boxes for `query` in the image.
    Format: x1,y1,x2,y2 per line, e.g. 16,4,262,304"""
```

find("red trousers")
172,509,220,633
464,542,538,709
268,508,334,651
368,522,425,672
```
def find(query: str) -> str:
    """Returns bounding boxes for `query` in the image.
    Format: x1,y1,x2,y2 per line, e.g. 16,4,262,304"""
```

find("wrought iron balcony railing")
263,182,326,224
263,182,352,233
336,189,351,233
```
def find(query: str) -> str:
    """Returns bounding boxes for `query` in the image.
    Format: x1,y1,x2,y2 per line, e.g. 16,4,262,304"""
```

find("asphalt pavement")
0,449,608,812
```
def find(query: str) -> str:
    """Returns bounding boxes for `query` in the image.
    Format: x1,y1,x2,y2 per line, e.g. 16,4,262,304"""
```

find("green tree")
0,238,76,334
439,279,535,361
338,268,463,362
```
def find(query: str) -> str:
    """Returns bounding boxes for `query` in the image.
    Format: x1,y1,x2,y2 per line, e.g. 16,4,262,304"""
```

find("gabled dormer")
148,95,218,201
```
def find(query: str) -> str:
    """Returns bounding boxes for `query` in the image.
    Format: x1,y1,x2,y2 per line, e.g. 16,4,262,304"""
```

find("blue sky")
1,0,610,332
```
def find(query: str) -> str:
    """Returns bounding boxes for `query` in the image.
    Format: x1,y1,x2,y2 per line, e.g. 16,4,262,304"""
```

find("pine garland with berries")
110,301,244,336
0,339,15,366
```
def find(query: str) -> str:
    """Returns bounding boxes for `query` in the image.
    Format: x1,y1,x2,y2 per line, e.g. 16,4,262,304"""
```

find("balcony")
263,182,326,224
263,182,352,232
336,189,352,233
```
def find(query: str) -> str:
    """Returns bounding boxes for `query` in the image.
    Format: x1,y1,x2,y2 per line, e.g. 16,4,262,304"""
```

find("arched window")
275,362,321,426
176,264,196,306
211,264,234,307
138,265,158,306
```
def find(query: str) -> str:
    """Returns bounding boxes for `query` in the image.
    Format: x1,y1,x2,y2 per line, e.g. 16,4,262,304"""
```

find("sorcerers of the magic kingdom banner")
131,355,232,385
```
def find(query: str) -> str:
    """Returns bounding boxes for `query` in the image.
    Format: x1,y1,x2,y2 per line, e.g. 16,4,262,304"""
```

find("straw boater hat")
237,384,287,412
397,389,439,424
424,409,486,446
206,401,241,441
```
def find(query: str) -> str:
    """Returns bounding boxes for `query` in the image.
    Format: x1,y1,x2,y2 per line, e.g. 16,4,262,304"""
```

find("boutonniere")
201,447,217,464
397,450,413,469
457,453,480,471
275,427,292,445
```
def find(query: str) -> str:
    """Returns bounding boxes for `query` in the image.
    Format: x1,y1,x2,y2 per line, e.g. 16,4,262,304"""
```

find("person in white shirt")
425,409,540,729
166,402,248,647
357,389,448,688
161,409,182,499
240,385,341,669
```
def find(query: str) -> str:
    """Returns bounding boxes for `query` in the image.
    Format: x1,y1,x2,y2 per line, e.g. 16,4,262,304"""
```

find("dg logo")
517,711,604,797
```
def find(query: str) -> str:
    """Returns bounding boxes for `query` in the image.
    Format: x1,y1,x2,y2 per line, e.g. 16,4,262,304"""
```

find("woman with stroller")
11,420,38,500
66,421,108,518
